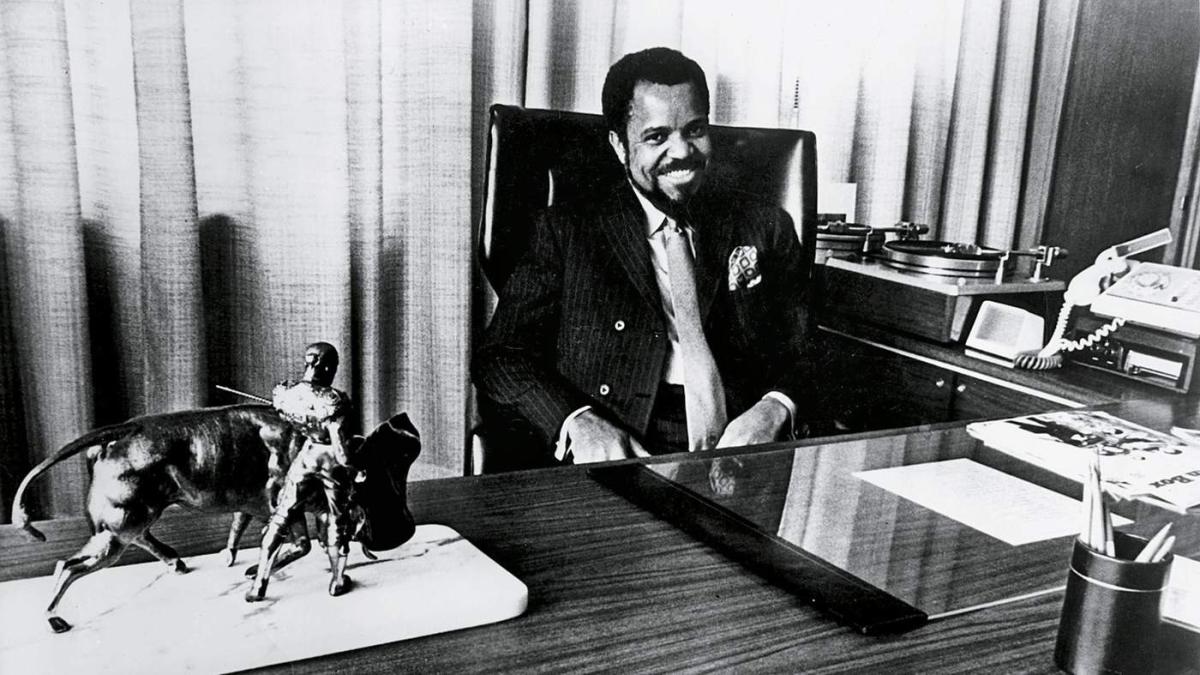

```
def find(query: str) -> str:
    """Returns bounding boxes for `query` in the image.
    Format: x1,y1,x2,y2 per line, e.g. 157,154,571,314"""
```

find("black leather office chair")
473,104,818,473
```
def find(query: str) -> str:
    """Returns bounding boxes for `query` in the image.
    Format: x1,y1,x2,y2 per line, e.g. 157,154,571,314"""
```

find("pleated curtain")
500,0,1075,248
1,0,473,521
3,0,1077,522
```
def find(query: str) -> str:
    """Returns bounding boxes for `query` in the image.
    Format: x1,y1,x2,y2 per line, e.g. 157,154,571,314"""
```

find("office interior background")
1,0,1197,523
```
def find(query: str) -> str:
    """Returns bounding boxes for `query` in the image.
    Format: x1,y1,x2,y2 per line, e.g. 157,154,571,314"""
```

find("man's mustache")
655,157,707,176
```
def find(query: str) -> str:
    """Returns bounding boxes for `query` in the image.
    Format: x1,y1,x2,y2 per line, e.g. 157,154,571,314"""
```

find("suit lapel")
599,186,663,317
686,197,733,321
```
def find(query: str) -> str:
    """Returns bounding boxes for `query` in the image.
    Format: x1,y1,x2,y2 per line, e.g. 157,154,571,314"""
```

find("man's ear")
607,130,627,166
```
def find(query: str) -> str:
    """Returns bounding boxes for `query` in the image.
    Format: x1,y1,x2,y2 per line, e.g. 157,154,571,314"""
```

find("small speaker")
965,301,1045,366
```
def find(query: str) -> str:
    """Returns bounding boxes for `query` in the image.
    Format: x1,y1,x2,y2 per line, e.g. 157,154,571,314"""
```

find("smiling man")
473,47,815,468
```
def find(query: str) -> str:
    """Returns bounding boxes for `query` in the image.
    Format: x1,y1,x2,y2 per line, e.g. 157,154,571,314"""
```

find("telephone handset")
1015,229,1175,370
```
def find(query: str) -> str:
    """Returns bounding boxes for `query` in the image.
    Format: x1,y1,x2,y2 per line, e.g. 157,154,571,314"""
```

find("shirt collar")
629,182,672,237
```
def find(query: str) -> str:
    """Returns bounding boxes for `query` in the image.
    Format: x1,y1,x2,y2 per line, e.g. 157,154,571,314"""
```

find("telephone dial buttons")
1132,270,1168,290
1110,263,1200,310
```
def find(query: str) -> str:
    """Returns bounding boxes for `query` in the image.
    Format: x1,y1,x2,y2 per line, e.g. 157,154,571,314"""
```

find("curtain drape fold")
129,0,206,410
2,0,93,517
2,0,1081,521
510,0,1073,247
2,0,473,522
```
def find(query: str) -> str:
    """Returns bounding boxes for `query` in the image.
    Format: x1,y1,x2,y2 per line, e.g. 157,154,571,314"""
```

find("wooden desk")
287,427,1198,672
3,415,1197,672
281,457,1081,673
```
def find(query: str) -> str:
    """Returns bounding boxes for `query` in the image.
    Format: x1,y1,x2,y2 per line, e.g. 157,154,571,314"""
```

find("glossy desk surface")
294,411,1198,673
2,399,1198,673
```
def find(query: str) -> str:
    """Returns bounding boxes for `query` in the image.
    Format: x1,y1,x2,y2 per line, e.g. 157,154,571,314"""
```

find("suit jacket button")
614,320,626,331
599,384,611,396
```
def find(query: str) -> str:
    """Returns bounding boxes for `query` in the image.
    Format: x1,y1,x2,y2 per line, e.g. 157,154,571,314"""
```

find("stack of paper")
966,410,1200,513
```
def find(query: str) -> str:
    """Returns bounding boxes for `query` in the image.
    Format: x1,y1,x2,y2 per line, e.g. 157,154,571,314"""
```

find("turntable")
815,221,927,264
820,239,1067,344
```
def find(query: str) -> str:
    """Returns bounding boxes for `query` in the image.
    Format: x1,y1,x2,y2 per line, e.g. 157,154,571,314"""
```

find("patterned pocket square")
728,245,761,290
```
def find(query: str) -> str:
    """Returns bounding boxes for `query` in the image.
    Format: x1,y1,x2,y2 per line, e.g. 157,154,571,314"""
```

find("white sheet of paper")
1165,554,1200,632
854,459,1131,546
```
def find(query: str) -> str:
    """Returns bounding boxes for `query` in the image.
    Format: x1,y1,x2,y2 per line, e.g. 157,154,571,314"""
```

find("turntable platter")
881,240,1004,279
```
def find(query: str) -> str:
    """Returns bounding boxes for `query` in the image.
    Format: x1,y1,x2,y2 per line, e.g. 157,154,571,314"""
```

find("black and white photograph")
1,0,1199,672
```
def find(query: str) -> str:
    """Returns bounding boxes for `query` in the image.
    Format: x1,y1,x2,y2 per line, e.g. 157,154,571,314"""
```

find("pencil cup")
1054,532,1173,674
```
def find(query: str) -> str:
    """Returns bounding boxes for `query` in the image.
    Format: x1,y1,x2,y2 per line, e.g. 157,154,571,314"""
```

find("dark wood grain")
247,464,1068,674
2,422,1196,672
952,373,1060,421
820,264,959,342
806,329,954,433
1042,0,1199,280
818,314,1177,407
588,462,928,635
811,327,1065,434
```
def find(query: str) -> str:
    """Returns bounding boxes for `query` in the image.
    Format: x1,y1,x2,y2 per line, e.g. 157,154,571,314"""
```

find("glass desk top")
590,425,1197,634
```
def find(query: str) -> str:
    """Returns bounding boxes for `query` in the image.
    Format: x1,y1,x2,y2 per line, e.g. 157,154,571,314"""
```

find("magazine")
966,410,1200,513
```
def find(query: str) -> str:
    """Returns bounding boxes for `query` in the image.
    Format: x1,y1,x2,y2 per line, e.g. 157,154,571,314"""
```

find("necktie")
664,221,727,451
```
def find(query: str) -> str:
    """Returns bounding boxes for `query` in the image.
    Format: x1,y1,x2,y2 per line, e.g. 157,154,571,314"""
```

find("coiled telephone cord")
1013,304,1125,370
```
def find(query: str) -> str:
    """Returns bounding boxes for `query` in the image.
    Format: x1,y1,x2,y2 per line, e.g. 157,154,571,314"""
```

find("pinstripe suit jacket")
472,182,815,467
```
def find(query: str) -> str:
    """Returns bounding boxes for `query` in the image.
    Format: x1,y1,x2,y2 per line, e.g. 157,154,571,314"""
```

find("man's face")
609,80,711,212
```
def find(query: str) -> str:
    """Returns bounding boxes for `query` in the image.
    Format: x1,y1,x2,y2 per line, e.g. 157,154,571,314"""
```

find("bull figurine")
10,341,421,631
12,404,310,633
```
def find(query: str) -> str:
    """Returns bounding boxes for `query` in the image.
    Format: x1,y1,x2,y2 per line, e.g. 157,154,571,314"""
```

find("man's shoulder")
533,184,634,245
543,182,630,220
691,185,790,226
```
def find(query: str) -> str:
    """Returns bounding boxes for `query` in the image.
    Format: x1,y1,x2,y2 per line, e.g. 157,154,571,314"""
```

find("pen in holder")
1056,453,1174,674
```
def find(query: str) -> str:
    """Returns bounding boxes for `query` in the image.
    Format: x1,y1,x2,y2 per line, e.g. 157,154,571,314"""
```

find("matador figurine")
247,341,360,601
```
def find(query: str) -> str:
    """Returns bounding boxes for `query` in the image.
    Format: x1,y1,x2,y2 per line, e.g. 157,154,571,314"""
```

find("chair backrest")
479,104,818,293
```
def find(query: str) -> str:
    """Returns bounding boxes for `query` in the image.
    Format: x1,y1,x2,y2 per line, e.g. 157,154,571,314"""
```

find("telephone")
1015,229,1178,370
1090,262,1200,337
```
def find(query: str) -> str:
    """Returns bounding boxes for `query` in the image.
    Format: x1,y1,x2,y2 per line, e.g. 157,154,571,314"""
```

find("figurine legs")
243,518,312,578
224,512,253,566
245,523,286,602
246,465,308,602
324,520,352,596
245,440,357,602
327,546,351,596
134,531,188,574
322,470,356,596
45,530,126,632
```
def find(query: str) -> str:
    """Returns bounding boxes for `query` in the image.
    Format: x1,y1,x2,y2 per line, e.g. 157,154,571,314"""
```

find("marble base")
0,524,528,674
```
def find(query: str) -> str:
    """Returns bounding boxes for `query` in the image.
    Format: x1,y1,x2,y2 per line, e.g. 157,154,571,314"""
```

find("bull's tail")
11,422,140,541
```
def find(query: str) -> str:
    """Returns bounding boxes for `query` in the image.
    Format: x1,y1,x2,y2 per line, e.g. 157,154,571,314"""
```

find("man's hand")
565,410,650,464
716,398,789,448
